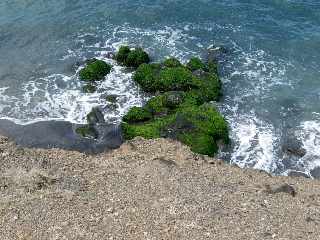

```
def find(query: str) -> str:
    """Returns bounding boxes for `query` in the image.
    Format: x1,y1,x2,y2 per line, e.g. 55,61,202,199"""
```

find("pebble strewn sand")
0,135,320,239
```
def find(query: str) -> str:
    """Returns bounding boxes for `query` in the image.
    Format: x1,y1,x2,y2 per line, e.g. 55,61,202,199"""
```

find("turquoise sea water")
0,0,320,176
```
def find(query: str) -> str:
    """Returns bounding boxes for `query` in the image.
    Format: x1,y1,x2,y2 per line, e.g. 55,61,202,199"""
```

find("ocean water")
0,0,320,176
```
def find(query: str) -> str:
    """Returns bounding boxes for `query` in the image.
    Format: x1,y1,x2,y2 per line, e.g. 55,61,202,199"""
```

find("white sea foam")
1,22,318,176
228,114,278,172
296,119,320,174
0,24,207,125
0,57,146,125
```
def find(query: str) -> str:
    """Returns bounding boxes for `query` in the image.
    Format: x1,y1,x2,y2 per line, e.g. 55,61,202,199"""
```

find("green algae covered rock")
122,103,229,157
134,60,221,102
115,46,131,63
134,65,195,92
79,59,112,82
122,106,153,123
115,46,150,68
121,54,228,156
186,57,208,72
163,57,182,68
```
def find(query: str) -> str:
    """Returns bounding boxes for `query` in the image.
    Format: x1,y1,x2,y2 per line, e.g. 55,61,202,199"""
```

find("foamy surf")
0,22,319,176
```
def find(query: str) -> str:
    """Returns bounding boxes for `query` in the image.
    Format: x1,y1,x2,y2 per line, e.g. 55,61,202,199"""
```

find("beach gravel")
0,135,320,239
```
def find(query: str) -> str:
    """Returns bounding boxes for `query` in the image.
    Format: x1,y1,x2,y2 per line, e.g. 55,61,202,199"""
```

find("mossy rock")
134,65,195,92
191,73,221,103
145,95,168,116
115,46,150,68
82,84,97,93
79,59,112,82
163,57,182,68
186,57,208,72
75,125,98,139
165,91,185,108
125,48,150,68
115,46,131,63
121,114,175,140
122,55,228,156
122,104,228,157
134,63,221,102
122,106,152,123
208,60,218,75
144,91,185,116
133,63,162,92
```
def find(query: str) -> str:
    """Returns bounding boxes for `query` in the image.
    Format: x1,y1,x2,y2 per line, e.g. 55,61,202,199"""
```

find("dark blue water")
0,0,320,176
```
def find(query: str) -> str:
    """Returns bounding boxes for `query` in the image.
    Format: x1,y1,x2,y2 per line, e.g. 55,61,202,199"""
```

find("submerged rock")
207,45,228,62
86,107,105,125
105,94,118,103
282,134,306,158
82,84,97,93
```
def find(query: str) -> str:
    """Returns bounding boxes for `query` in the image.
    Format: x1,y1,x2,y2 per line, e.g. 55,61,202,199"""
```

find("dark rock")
105,95,118,103
310,167,320,179
265,184,296,197
193,69,208,78
0,119,123,154
105,52,115,59
82,84,97,93
207,45,228,63
288,171,310,178
86,107,105,125
282,133,306,158
75,125,98,139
